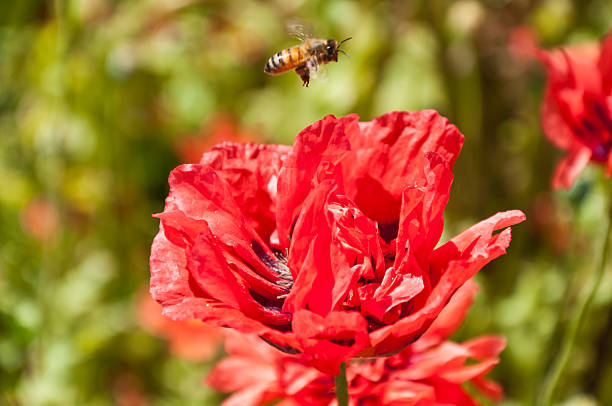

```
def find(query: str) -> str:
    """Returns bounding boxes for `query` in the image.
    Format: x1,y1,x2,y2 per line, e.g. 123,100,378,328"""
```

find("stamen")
251,240,294,292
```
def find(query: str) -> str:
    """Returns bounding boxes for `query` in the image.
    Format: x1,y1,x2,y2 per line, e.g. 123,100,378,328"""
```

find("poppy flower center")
250,240,293,295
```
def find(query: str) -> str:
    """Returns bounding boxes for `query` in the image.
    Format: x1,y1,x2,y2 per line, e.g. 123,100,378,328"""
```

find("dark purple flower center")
571,97,612,162
248,239,294,320
251,240,293,290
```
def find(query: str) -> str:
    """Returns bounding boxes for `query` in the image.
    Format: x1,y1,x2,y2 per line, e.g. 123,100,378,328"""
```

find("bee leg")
295,65,310,87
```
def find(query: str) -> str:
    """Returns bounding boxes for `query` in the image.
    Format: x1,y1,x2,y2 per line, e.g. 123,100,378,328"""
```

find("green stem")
540,193,612,406
335,362,349,406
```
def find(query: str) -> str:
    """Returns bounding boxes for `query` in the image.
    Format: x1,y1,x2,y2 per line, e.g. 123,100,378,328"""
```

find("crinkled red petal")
540,82,584,152
552,145,592,190
328,194,385,307
360,269,424,322
200,142,290,243
538,46,600,148
380,380,436,405
166,164,283,284
471,375,504,402
413,279,478,352
276,114,357,248
150,216,300,351
364,210,525,356
292,310,370,375
395,152,454,268
280,361,322,396
283,181,337,315
343,110,463,226
599,34,612,94
430,377,479,406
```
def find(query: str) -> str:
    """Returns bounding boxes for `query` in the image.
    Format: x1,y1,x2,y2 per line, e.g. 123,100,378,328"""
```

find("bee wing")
286,19,313,42
305,55,320,72
306,56,328,82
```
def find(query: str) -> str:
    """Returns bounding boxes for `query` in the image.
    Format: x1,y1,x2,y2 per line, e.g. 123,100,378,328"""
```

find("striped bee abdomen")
264,47,305,74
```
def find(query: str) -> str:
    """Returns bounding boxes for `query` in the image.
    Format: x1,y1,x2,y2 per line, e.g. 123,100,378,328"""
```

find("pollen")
251,240,294,294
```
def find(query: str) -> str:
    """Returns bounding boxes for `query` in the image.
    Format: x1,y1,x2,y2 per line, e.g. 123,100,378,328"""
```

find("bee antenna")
339,49,350,58
339,37,352,45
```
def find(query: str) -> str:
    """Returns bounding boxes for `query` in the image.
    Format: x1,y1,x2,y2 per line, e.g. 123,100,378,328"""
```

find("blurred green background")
1,0,612,405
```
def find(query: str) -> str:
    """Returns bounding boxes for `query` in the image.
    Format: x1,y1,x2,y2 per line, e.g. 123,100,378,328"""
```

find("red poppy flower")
207,280,506,406
537,32,612,189
150,110,524,374
136,290,223,362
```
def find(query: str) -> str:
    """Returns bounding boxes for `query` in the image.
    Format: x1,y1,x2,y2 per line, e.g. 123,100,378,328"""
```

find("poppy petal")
276,115,357,248
552,145,592,190
200,142,291,242
343,110,463,225
292,310,369,375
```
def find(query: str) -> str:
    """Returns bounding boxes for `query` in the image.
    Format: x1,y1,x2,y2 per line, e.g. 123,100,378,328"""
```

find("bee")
264,36,351,87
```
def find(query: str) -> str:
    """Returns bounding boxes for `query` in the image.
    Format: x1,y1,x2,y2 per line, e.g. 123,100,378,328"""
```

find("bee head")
325,39,339,62
324,37,351,62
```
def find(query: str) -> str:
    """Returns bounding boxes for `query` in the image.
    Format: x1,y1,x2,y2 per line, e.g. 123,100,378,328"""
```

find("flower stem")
540,193,612,406
335,362,349,406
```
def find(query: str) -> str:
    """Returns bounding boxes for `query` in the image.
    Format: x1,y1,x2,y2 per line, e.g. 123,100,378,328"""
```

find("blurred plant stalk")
540,181,612,406
335,362,348,406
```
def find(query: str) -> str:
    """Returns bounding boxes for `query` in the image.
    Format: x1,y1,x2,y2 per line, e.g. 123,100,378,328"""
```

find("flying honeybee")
264,31,351,87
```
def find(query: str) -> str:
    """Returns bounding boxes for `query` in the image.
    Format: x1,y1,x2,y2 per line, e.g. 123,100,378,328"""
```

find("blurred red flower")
175,113,259,163
136,290,222,362
207,280,506,406
150,110,524,374
537,33,612,189
20,197,61,242
508,25,539,64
